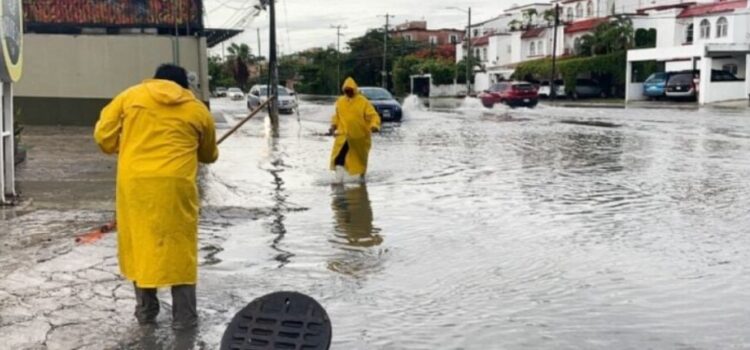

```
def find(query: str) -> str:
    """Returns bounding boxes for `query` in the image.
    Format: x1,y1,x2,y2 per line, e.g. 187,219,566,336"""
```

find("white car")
227,87,244,100
247,85,298,114
538,80,566,98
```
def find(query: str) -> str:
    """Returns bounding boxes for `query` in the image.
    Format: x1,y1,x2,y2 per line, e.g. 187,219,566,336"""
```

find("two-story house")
391,21,465,46
627,0,750,104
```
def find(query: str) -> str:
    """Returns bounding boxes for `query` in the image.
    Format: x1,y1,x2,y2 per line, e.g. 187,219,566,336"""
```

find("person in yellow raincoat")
329,77,381,181
94,64,218,329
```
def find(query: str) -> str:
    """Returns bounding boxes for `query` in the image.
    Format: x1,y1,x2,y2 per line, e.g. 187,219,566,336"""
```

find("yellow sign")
0,0,22,82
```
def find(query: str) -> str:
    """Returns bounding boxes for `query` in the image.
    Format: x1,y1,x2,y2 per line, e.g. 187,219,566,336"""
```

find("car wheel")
482,102,494,109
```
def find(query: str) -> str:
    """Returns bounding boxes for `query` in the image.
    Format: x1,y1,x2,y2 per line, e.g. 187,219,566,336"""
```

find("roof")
522,27,547,39
637,2,695,13
505,3,553,11
564,18,608,34
472,35,491,46
470,14,512,28
204,28,244,48
677,0,747,18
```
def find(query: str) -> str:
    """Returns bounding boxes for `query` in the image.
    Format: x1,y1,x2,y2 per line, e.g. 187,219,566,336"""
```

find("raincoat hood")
342,77,359,94
143,79,195,105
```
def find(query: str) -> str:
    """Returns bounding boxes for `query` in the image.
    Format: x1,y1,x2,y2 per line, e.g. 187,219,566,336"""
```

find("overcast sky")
204,0,536,56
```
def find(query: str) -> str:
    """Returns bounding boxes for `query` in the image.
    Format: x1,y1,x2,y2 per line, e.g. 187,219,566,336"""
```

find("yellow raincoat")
94,79,218,288
329,78,381,176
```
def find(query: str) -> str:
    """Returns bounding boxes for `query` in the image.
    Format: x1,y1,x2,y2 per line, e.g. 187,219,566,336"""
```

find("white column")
625,60,633,102
746,54,750,100
0,82,14,204
699,55,712,105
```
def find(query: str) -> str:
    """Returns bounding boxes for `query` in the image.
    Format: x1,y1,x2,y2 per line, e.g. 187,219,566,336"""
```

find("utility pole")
257,28,262,58
268,0,279,135
448,7,472,96
466,7,472,96
330,24,347,89
378,13,395,90
173,0,180,64
550,3,560,99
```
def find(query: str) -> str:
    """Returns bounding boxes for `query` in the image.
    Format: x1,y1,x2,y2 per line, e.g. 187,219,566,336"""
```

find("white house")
627,0,750,104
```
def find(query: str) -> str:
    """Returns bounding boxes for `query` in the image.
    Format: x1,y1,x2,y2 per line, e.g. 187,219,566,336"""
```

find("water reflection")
327,184,384,276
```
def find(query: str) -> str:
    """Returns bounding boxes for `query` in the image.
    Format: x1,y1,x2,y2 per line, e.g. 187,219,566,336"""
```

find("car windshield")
669,74,693,84
646,73,667,83
228,88,242,93
513,83,534,91
489,84,506,92
360,88,393,100
256,87,290,96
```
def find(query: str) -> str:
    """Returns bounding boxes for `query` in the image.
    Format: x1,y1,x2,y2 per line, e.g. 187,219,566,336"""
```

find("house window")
530,42,536,56
723,63,738,75
567,7,574,21
473,29,479,37
429,36,438,45
482,48,487,61
685,24,694,44
700,19,710,39
450,34,459,44
538,40,544,55
404,34,412,41
587,0,594,17
576,3,583,18
716,17,728,38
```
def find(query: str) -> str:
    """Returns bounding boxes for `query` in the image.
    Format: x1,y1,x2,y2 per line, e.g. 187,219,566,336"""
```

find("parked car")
665,71,699,100
538,80,566,98
665,70,740,101
227,87,244,100
358,87,403,122
643,72,670,99
570,79,605,99
479,81,539,108
247,85,298,114
214,87,228,97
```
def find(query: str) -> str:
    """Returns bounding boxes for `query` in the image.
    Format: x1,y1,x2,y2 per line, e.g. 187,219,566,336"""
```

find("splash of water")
458,96,485,111
402,95,423,114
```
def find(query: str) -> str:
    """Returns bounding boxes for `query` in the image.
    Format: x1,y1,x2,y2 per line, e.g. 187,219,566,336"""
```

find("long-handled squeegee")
75,96,276,244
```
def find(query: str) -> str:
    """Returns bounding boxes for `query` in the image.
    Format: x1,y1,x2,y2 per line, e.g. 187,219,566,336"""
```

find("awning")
203,28,244,48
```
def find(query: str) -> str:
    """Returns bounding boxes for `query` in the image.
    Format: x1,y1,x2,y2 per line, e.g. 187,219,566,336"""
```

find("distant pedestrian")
329,77,381,182
94,64,219,329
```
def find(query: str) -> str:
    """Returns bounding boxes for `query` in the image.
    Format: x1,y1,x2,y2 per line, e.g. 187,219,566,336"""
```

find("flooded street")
3,97,750,349
200,97,750,349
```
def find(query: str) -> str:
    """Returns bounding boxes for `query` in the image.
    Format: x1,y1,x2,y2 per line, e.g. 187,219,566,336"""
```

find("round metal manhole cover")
221,291,332,350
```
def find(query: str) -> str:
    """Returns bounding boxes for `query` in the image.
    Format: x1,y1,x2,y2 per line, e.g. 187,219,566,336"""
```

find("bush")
513,52,626,93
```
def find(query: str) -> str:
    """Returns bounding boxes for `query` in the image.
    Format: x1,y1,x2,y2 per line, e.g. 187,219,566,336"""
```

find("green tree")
543,8,556,26
208,55,234,91
508,19,522,31
344,29,424,90
522,9,538,30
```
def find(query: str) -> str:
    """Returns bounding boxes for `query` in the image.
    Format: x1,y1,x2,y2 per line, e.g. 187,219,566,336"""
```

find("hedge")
512,52,626,93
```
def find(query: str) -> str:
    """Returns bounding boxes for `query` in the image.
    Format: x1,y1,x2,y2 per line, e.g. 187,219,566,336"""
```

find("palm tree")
226,43,253,89
508,19,523,31
522,9,539,30
543,9,556,26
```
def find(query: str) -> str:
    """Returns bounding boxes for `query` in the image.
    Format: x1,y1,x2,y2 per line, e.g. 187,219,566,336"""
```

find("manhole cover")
221,291,332,350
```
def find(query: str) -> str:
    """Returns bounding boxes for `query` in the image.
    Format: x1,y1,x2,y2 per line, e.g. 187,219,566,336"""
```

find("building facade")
391,21,464,46
627,0,750,104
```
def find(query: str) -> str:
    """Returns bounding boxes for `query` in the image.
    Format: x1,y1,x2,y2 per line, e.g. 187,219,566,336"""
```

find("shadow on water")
327,184,385,277
265,133,296,268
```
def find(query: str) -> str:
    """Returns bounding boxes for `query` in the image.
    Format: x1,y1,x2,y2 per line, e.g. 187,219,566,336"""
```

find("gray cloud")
206,0,534,55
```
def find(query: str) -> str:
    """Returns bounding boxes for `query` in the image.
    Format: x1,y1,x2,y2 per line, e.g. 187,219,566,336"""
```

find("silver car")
247,85,298,114
227,87,244,100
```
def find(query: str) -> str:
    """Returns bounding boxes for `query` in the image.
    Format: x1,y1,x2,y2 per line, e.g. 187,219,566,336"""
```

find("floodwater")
4,96,750,349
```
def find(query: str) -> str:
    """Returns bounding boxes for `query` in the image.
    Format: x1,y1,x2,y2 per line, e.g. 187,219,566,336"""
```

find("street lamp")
447,6,472,96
